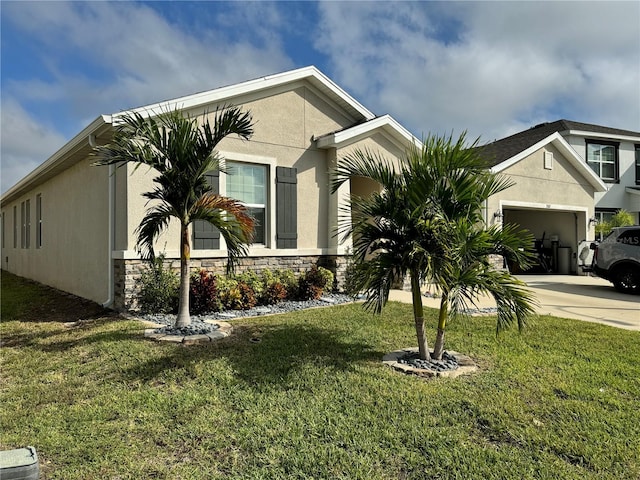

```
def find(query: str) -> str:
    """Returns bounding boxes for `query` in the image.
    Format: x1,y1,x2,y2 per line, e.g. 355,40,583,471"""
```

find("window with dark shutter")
276,166,297,249
193,170,221,250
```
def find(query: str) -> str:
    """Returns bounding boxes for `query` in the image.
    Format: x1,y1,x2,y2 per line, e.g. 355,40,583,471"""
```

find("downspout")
90,132,114,308
102,163,115,308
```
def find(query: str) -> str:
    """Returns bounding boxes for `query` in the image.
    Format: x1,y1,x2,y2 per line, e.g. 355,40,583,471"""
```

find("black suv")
591,226,640,294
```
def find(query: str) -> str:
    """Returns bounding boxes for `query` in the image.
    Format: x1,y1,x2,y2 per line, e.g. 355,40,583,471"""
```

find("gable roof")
488,131,607,192
481,119,640,167
314,114,420,150
122,66,376,123
2,66,378,204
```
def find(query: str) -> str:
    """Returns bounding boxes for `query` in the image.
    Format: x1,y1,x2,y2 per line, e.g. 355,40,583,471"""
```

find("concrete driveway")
389,274,639,331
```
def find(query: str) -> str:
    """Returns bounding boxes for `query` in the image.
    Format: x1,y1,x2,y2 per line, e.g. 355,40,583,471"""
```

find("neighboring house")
0,66,417,310
480,126,608,274
482,120,640,272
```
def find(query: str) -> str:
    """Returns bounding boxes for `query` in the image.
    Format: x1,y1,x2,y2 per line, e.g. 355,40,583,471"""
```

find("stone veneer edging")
141,320,234,345
114,254,349,312
383,347,478,378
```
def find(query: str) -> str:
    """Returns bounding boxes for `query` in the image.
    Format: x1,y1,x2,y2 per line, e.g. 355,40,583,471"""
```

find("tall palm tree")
331,133,537,361
93,106,255,327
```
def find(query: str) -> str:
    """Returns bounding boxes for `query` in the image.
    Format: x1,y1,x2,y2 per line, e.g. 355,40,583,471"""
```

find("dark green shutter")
276,167,297,249
193,170,220,249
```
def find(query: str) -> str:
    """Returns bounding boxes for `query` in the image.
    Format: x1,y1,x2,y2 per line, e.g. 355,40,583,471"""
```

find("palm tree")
93,106,255,327
331,133,537,361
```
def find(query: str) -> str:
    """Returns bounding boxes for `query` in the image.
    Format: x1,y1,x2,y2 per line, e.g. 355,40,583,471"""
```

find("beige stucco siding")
1,157,111,303
122,84,375,257
488,145,595,215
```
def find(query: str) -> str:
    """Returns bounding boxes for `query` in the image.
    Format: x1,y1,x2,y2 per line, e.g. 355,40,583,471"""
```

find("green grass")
1,272,639,479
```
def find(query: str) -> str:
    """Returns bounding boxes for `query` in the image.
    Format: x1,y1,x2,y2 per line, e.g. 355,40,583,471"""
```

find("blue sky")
2,1,639,193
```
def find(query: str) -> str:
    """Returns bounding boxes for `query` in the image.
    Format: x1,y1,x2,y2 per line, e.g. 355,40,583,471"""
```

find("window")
227,162,267,245
25,200,30,248
595,208,618,241
13,206,17,248
36,194,42,248
20,202,25,248
586,140,619,182
636,143,640,185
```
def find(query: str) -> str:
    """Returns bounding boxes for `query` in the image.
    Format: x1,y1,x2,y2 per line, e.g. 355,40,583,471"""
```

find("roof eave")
563,129,640,143
121,66,376,124
490,132,607,193
315,114,420,150
1,115,112,206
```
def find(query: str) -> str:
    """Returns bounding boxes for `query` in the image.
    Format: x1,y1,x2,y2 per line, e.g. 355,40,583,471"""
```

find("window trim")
218,152,277,250
225,161,268,246
585,139,619,183
36,193,42,248
635,144,640,185
13,206,17,249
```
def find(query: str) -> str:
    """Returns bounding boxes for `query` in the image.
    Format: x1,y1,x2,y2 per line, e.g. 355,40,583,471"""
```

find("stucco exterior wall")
1,157,111,303
488,145,595,218
120,84,387,260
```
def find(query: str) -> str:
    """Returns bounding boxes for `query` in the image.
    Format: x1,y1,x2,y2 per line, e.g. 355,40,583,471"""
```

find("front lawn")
1,272,639,479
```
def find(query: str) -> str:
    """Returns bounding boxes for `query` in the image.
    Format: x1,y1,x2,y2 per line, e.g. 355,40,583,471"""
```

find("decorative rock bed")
136,294,353,345
142,320,233,345
383,347,478,378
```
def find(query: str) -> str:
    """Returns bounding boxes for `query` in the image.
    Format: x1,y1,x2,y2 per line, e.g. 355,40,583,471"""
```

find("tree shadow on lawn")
0,317,141,350
123,322,387,388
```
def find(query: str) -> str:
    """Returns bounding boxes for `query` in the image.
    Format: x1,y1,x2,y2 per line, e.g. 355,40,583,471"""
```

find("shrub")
217,277,242,310
342,251,361,297
237,281,257,310
296,265,334,300
260,280,288,305
137,254,179,313
190,270,221,314
236,271,264,304
275,269,298,299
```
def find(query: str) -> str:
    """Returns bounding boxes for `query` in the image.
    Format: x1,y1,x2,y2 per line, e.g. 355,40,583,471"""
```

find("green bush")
342,251,361,297
137,254,179,313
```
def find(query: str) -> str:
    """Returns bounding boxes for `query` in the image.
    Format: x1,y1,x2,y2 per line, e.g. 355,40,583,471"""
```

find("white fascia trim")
490,132,607,192
1,115,112,205
315,114,420,149
563,130,640,143
118,66,375,122
626,187,640,196
498,200,589,214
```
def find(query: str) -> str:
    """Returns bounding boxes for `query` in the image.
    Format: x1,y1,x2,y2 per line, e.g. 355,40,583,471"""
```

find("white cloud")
1,1,294,191
1,100,67,194
315,1,640,141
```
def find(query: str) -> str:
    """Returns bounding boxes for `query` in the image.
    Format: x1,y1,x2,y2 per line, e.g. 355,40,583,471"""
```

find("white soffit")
490,132,607,193
564,129,640,143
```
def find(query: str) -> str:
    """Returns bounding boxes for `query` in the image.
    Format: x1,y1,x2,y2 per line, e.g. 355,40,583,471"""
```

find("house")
1,67,619,310
0,66,417,310
480,119,640,273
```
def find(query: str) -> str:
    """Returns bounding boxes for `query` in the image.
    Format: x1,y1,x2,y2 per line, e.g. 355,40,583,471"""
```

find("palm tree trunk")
432,292,449,360
410,271,430,360
175,223,191,328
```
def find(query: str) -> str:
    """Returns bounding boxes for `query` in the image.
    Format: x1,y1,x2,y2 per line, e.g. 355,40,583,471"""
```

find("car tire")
612,265,640,294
